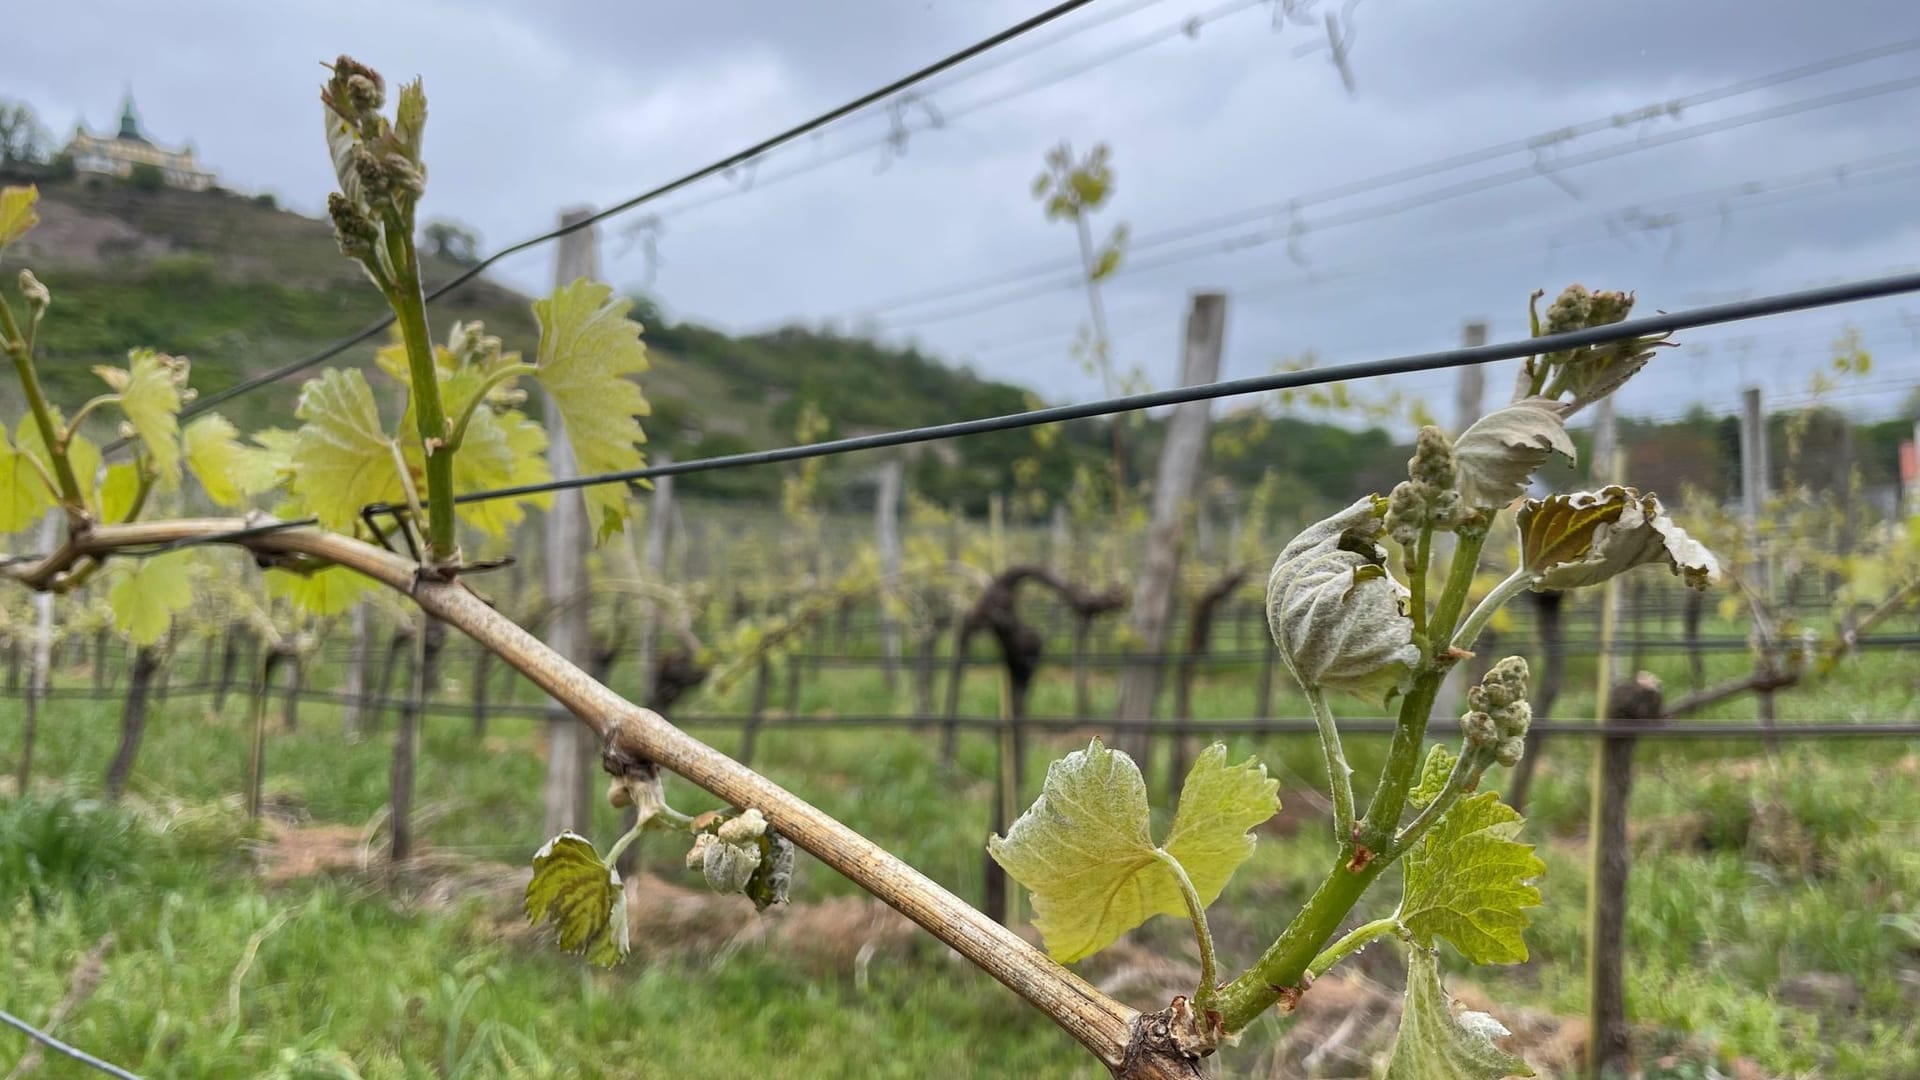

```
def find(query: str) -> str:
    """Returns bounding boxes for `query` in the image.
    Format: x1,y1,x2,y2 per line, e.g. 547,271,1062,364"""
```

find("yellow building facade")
64,94,215,191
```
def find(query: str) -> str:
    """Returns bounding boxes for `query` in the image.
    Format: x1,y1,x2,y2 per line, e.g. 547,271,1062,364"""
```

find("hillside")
7,171,1899,514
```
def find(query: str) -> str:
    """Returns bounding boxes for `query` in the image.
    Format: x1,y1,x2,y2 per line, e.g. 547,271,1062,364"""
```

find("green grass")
2,619,1917,1078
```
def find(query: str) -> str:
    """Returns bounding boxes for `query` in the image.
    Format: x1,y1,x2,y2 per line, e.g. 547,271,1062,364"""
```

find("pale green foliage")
525,833,629,968
1384,947,1533,1079
108,556,194,645
184,413,280,508
0,426,51,530
266,565,372,616
14,413,100,508
1265,496,1418,703
1400,792,1543,964
375,326,552,537
290,368,401,532
97,462,142,524
1409,744,1457,809
96,349,190,488
1452,399,1574,510
533,278,650,542
988,739,1276,963
0,184,36,251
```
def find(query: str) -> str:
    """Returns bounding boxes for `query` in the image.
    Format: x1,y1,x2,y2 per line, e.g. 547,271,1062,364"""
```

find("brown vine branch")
2,518,1208,1077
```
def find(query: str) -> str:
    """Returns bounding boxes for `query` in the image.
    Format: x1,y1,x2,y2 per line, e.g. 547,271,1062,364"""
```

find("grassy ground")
2,619,1917,1078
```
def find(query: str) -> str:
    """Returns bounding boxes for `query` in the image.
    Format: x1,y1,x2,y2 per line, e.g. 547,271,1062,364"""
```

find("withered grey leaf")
1453,399,1575,509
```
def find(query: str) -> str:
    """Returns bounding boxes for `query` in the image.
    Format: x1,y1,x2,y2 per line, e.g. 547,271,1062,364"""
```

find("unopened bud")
1461,710,1497,746
18,269,49,313
1545,284,1593,335
1494,735,1526,768
1409,426,1457,491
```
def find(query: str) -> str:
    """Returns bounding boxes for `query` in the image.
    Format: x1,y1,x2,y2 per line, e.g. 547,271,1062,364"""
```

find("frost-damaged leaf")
0,185,38,250
267,565,373,617
184,414,282,508
290,368,402,532
526,833,629,968
988,738,1274,963
1400,792,1543,964
1519,486,1717,592
97,350,190,488
108,557,194,646
1453,399,1574,509
0,430,54,531
1384,946,1533,1079
534,278,651,542
1266,496,1418,704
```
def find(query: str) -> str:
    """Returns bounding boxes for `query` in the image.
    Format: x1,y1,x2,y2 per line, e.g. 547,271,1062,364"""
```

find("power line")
415,270,1920,509
874,76,1920,331
958,149,1920,360
109,0,1108,447
839,38,1920,321
644,0,1274,228
85,269,1920,558
0,1009,144,1080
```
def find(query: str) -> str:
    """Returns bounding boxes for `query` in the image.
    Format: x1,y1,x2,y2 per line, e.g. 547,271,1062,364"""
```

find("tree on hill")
127,162,166,193
423,218,481,266
0,99,51,166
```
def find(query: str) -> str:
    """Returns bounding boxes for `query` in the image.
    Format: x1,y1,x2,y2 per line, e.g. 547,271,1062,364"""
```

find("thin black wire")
64,269,1920,554
102,0,1104,447
400,268,1920,511
0,1009,144,1080
838,39,1920,319
874,75,1920,330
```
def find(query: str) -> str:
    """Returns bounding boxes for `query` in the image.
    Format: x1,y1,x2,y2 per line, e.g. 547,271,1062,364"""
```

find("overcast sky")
9,0,1920,431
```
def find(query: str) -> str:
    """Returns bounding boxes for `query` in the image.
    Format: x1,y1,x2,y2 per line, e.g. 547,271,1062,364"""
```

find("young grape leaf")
1383,946,1533,1079
526,832,629,968
0,431,54,531
533,278,651,542
97,462,143,524
988,738,1276,963
0,185,37,250
290,368,402,532
97,350,189,488
1161,743,1281,905
1400,792,1543,964
13,415,101,508
108,557,194,646
185,414,282,507
1266,496,1418,704
266,565,372,617
1409,744,1458,810
1452,399,1574,509
398,395,550,537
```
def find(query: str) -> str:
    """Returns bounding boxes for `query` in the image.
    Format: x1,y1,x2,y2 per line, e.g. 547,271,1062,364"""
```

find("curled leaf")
1518,486,1717,592
1266,496,1418,703
1384,946,1534,1079
688,831,762,894
1452,399,1574,509
527,833,629,968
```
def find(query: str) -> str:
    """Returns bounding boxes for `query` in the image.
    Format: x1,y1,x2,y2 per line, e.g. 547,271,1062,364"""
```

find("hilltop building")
64,93,215,191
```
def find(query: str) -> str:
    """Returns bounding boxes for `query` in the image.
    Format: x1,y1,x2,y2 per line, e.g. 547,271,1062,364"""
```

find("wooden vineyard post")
16,514,56,791
343,602,372,739
738,658,773,766
1588,672,1665,1079
391,615,433,863
471,648,494,739
634,451,675,709
245,649,277,820
214,621,243,712
1682,587,1706,692
541,206,600,838
1113,292,1225,760
1506,589,1564,813
104,645,163,802
876,458,904,690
